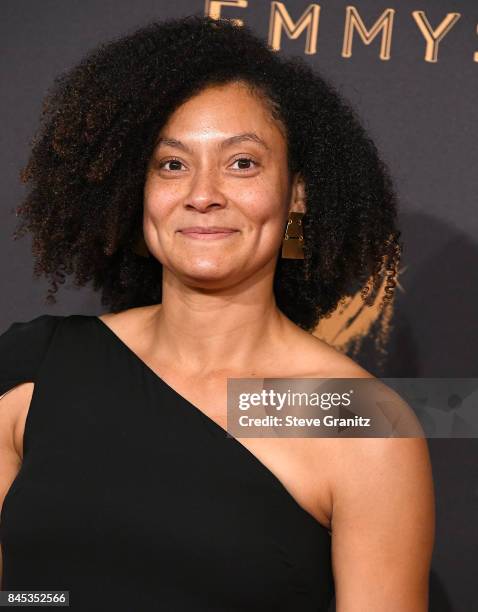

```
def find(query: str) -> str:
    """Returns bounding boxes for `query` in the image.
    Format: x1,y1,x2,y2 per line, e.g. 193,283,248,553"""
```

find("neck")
148,270,294,375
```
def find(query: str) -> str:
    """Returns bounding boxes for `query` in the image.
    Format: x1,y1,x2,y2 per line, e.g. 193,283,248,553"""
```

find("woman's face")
143,80,305,288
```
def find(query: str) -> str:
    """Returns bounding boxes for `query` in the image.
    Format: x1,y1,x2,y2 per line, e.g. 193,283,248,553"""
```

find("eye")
156,156,259,173
230,157,259,171
158,157,185,172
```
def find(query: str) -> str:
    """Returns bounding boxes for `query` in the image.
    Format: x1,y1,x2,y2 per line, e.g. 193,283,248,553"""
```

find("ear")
288,173,307,214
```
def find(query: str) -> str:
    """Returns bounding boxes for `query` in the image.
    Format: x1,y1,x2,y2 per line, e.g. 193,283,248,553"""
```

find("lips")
177,226,239,241
178,226,237,234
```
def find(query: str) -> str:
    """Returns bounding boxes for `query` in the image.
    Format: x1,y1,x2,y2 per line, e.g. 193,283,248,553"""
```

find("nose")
183,167,227,213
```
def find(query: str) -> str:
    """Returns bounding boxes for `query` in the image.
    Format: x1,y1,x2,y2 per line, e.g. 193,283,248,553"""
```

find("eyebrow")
155,132,271,153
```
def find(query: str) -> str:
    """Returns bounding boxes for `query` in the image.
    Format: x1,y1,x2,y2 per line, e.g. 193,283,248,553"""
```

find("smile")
178,230,239,240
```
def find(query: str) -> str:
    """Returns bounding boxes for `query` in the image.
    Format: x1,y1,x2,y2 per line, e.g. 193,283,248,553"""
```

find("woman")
0,14,434,611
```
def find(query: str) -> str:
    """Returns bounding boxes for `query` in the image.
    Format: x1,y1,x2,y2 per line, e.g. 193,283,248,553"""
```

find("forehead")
157,81,285,148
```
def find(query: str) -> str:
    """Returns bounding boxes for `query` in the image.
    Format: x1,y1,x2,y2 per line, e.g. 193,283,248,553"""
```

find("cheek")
143,178,172,222
237,182,285,224
143,176,157,215
255,201,288,244
242,205,287,254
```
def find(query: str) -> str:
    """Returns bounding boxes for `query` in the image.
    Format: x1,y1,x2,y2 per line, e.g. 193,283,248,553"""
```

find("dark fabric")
0,314,334,611
0,315,63,398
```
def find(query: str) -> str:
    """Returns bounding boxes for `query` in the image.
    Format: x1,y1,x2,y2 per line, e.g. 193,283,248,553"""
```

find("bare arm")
330,437,435,611
0,384,31,590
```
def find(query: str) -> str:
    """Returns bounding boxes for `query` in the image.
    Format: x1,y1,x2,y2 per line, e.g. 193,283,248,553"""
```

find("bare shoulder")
315,340,374,379
293,327,436,608
292,322,376,379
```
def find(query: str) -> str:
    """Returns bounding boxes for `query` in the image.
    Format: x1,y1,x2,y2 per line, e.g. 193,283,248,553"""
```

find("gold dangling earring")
281,211,305,259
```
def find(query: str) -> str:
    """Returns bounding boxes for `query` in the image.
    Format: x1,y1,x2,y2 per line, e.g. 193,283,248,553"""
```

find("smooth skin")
0,81,435,608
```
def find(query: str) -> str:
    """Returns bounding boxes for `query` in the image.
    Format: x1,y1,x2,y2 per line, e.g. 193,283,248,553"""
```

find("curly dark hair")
14,13,401,341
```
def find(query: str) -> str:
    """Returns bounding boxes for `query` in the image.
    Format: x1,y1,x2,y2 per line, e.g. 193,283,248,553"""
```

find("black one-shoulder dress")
0,314,334,611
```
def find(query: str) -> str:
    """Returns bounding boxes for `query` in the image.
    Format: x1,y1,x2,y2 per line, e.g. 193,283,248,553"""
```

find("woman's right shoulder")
0,314,67,464
0,313,65,340
0,314,67,400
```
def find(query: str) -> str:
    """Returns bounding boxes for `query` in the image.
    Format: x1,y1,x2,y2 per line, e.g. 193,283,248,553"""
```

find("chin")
180,266,237,285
